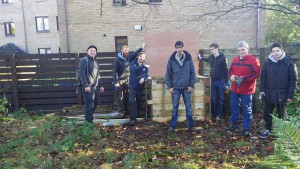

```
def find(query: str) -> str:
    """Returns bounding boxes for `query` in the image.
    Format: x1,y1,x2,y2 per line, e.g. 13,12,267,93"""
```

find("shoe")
167,127,175,132
259,129,271,139
225,124,238,131
189,127,197,132
242,130,251,137
129,120,136,126
216,116,221,121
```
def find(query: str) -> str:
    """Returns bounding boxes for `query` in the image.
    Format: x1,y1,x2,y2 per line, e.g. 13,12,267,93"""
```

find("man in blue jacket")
128,51,150,126
259,43,298,139
165,40,197,132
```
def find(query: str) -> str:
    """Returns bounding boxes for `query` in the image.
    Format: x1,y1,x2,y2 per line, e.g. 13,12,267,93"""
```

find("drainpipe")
21,0,28,52
64,0,70,52
255,2,259,48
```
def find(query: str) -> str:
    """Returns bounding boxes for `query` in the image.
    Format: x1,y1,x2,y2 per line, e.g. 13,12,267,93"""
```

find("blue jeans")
169,88,195,129
129,88,143,121
230,91,253,130
82,86,100,123
211,79,225,117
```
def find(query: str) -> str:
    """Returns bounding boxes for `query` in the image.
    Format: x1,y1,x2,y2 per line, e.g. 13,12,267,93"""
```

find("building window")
149,0,162,4
115,36,128,52
113,0,126,5
4,22,15,36
35,16,49,32
2,0,12,4
56,16,59,31
38,48,51,54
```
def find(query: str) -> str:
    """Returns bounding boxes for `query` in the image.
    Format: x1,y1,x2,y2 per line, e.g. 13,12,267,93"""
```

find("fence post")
75,53,83,105
11,54,19,110
198,49,204,75
259,48,266,67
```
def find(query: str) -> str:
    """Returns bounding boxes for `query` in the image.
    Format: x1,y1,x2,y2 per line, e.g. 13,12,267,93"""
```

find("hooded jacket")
200,52,228,81
260,53,298,103
165,51,196,89
129,59,149,90
229,54,260,94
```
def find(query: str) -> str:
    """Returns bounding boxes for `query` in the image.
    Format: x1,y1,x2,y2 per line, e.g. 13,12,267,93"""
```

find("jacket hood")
118,52,127,61
268,52,286,63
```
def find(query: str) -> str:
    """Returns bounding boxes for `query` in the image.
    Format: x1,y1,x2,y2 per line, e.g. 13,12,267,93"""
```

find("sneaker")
225,124,238,131
259,129,271,139
129,120,136,126
167,127,175,132
242,130,251,137
188,127,197,132
216,116,221,121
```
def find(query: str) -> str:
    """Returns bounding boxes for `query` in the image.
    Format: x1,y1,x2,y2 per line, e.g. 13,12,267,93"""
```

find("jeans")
169,88,195,129
82,86,100,123
115,83,129,113
230,91,253,130
211,79,225,117
129,89,143,121
263,101,286,131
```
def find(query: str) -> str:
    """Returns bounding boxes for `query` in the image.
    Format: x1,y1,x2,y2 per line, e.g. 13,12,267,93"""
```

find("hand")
85,86,91,93
139,78,145,84
99,87,104,92
230,75,236,82
144,64,150,69
259,92,265,100
287,98,292,102
115,83,120,87
142,43,146,49
197,53,201,60
187,86,193,92
168,88,174,94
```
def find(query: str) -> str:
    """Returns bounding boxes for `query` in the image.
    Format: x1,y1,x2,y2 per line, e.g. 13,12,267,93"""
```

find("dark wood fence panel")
0,52,117,112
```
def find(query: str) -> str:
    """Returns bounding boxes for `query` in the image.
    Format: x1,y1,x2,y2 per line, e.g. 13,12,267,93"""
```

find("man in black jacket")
259,43,298,139
198,43,229,121
79,45,104,123
113,43,145,116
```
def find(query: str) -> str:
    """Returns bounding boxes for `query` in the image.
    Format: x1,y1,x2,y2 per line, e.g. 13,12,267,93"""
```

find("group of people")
79,40,297,139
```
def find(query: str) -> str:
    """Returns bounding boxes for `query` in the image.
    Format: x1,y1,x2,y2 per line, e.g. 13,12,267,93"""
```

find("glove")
197,53,201,60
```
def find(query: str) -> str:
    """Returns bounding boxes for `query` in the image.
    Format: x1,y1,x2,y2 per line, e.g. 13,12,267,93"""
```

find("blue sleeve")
164,59,173,89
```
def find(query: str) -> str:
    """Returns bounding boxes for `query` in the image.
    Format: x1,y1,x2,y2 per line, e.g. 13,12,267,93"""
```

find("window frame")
2,0,11,4
113,0,126,6
38,48,52,54
149,0,162,4
4,22,15,36
35,16,50,32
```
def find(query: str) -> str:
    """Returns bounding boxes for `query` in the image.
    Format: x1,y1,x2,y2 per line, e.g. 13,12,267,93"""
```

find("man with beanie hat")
79,45,104,123
165,40,197,132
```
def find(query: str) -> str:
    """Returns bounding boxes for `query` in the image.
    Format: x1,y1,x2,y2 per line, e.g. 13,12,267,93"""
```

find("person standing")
198,43,229,121
165,40,197,132
113,43,145,116
128,51,150,126
79,45,104,123
259,43,297,139
226,41,260,137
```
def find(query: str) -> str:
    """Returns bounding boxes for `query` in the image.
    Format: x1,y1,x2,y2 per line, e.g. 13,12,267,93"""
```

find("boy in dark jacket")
198,43,229,121
128,51,150,126
259,43,298,139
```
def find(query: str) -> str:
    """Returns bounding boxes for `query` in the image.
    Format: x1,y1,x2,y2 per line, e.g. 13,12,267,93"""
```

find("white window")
4,22,15,36
35,16,49,32
38,48,52,54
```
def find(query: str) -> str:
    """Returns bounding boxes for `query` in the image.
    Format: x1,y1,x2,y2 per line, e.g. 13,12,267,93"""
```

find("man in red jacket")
226,41,260,137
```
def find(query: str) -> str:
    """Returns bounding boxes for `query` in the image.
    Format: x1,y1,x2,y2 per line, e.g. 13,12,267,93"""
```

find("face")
237,46,249,58
210,47,218,55
122,47,130,57
175,45,184,56
271,47,283,60
138,54,146,63
87,48,97,57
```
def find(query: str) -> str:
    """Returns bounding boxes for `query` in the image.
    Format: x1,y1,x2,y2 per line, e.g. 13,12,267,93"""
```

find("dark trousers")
116,83,129,113
129,88,143,121
82,86,100,123
211,79,225,117
263,101,286,131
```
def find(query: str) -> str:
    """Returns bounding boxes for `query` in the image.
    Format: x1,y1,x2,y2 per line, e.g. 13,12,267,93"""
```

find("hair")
87,45,97,52
175,41,184,47
209,43,219,49
270,42,283,51
121,45,128,51
237,41,249,48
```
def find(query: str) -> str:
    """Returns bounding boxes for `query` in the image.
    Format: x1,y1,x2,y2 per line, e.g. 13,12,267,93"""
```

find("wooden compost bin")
147,76,211,122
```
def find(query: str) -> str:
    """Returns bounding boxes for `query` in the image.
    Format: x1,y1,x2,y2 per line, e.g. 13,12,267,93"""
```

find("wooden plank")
147,96,204,104
16,60,76,66
151,89,204,98
19,91,77,99
152,116,204,123
152,103,204,111
19,98,77,105
17,72,75,79
18,86,76,92
152,109,204,117
17,66,75,72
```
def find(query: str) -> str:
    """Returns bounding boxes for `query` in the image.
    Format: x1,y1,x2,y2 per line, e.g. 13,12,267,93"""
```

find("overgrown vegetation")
0,91,300,168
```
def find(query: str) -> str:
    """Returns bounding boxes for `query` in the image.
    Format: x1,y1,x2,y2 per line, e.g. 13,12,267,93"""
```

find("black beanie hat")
175,41,184,47
87,45,97,52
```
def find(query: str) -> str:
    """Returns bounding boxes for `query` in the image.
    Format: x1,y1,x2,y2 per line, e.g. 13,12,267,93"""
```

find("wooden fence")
0,52,117,111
